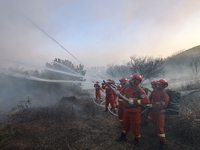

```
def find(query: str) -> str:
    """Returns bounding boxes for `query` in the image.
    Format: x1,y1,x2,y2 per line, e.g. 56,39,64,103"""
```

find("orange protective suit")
146,89,169,143
102,84,115,110
146,89,156,122
113,92,118,107
117,86,124,123
94,83,102,100
121,85,150,140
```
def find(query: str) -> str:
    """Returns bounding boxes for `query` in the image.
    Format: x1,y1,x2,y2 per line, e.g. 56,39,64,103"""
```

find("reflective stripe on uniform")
155,102,161,104
135,134,141,138
129,98,137,100
119,120,123,123
158,133,165,137
122,130,127,134
137,99,141,105
148,116,152,120
119,98,123,101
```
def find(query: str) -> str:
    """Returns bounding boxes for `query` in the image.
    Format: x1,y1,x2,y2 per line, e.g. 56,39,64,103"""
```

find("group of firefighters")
93,73,169,150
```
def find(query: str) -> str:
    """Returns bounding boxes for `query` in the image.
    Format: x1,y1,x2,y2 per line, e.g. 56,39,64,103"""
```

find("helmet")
151,80,157,85
107,79,112,82
107,78,114,84
157,79,168,87
119,77,128,82
130,73,142,82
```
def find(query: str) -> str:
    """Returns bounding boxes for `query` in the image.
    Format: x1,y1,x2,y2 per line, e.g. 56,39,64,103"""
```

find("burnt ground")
0,91,200,150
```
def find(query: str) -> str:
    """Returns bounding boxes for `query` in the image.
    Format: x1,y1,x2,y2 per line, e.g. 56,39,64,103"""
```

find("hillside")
168,45,200,59
164,45,200,79
0,90,200,150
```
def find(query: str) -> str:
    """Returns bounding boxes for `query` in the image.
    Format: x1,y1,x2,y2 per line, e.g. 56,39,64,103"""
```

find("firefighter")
146,79,169,150
102,79,116,113
144,80,158,126
117,77,128,124
116,74,150,148
94,81,103,103
112,81,118,108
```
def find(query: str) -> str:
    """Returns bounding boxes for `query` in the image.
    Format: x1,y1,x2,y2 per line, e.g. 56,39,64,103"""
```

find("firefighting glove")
146,104,152,108
161,101,166,105
128,99,134,105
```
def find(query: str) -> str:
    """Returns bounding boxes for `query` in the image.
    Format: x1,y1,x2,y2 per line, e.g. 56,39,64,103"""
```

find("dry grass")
165,89,200,146
0,91,200,150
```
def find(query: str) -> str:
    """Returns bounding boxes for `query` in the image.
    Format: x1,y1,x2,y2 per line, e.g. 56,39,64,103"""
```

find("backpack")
161,89,181,115
140,86,151,95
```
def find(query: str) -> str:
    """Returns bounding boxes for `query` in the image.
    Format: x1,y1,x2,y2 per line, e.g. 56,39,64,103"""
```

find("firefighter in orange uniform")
117,77,128,124
102,79,116,113
144,80,158,125
116,74,150,148
146,79,169,150
112,81,118,108
94,81,103,103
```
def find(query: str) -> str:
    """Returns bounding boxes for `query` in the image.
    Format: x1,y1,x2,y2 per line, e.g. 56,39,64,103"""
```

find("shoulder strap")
160,89,167,100
123,83,130,90
136,87,142,99
123,84,142,99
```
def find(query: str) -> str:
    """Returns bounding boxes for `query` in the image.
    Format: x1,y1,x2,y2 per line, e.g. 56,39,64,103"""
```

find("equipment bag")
140,86,151,95
161,89,181,115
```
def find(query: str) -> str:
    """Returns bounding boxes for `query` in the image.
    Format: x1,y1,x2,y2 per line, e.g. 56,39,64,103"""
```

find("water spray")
53,61,79,75
21,14,103,81
3,70,90,83
2,58,86,78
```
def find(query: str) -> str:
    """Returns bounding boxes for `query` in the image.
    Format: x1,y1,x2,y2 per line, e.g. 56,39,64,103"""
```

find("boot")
105,108,108,112
134,138,140,147
158,141,165,150
116,133,126,142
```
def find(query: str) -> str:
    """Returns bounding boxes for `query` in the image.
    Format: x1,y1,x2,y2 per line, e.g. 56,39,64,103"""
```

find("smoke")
0,0,200,113
1,0,200,68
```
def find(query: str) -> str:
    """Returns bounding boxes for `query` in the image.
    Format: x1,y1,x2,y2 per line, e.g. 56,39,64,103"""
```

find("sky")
0,0,200,70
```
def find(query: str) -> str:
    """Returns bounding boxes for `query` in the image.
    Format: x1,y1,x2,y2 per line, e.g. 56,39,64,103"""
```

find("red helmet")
157,78,168,87
119,77,128,82
107,79,112,82
151,80,157,85
107,79,114,84
130,73,142,82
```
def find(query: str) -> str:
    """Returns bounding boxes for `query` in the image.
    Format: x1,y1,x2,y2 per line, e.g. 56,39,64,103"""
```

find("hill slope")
164,45,200,79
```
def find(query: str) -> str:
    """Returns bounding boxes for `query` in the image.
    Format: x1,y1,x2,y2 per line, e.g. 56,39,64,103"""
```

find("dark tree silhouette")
127,56,165,81
106,56,165,82
106,63,130,78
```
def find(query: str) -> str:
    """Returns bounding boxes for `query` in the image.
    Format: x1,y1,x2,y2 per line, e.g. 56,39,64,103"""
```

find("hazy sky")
1,0,200,69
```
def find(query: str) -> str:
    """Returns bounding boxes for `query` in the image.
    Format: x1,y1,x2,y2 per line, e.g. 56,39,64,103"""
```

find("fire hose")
93,80,151,116
92,98,104,107
102,80,150,114
103,80,143,104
